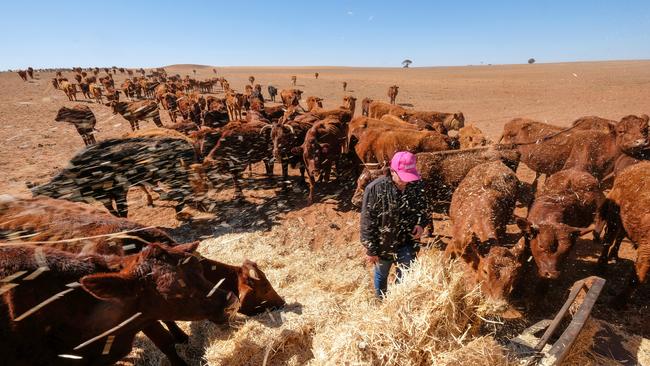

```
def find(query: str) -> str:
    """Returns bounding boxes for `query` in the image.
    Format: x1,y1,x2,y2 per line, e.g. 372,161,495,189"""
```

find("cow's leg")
142,322,188,366
323,162,332,183
153,115,163,127
264,160,274,177
282,162,289,180
161,321,189,344
307,173,316,205
90,134,96,145
232,173,244,200
608,229,625,262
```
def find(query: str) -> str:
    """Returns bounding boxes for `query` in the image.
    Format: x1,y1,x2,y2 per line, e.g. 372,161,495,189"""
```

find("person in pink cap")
360,151,431,298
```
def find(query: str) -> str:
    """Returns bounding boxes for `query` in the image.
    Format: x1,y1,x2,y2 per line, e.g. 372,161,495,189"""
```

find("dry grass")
125,218,511,365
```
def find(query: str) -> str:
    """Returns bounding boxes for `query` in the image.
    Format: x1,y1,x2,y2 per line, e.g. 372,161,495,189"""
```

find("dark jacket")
360,176,431,259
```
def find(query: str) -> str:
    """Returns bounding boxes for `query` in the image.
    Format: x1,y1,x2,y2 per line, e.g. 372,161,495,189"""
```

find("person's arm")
360,183,380,256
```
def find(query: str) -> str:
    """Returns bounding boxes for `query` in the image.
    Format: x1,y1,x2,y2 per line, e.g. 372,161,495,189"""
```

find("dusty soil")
1,60,649,364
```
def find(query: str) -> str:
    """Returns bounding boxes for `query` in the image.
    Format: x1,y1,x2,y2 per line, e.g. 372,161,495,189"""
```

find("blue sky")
1,0,649,69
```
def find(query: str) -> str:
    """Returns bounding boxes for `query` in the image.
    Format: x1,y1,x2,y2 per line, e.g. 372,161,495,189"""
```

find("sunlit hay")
311,250,507,366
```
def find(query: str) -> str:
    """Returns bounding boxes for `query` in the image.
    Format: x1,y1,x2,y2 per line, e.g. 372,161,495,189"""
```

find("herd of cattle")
2,66,649,364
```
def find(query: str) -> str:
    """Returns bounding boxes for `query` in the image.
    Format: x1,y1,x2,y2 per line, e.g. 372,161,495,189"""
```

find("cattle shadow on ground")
398,103,414,107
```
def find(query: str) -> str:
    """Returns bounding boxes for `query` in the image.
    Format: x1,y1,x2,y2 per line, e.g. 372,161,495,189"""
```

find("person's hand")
366,255,379,265
412,225,424,239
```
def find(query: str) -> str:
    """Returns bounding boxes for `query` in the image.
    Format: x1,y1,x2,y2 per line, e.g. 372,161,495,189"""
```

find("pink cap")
390,151,420,182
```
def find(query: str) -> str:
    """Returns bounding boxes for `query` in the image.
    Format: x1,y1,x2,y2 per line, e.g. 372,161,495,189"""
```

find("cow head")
342,96,357,112
615,114,649,155
517,218,589,279
303,137,329,177
81,242,238,323
236,260,286,315
54,107,71,122
477,238,526,300
306,96,323,111
271,123,296,161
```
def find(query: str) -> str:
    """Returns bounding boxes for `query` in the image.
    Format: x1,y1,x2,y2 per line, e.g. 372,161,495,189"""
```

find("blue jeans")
373,246,417,298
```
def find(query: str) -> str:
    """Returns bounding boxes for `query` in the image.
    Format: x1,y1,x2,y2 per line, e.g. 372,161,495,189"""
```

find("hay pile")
128,217,510,365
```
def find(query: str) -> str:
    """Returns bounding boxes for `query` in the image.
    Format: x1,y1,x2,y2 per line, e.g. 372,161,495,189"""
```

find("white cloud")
347,11,354,16
368,15,374,21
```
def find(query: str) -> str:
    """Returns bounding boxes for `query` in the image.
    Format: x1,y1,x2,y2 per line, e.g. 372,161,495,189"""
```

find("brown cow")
17,70,27,81
306,96,323,111
517,169,604,279
342,95,357,118
445,161,526,300
160,92,179,122
0,243,237,366
291,75,297,86
572,115,617,133
368,100,407,119
225,92,245,121
388,85,399,104
27,67,34,79
248,75,255,85
280,88,303,108
342,81,348,91
78,81,91,100
109,100,163,131
59,80,77,101
54,105,97,146
361,97,373,117
315,72,319,79
350,127,452,164
597,161,650,306
89,83,103,103
295,119,346,204
404,110,465,131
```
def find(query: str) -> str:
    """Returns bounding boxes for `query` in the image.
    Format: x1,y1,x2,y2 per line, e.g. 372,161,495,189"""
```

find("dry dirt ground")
1,61,649,364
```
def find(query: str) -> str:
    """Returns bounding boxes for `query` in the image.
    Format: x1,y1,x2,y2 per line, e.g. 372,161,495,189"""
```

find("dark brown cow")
351,146,521,207
160,92,179,122
0,243,236,366
342,81,347,91
267,85,278,102
78,81,91,100
597,161,650,305
315,72,319,79
54,105,97,146
445,161,525,300
109,100,163,131
225,92,245,121
26,67,34,79
387,85,399,104
295,119,346,204
517,169,604,279
269,119,314,180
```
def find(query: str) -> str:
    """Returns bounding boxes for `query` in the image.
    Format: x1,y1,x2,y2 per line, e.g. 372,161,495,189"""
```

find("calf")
387,85,399,104
54,105,97,146
404,110,465,131
517,169,604,279
110,100,163,131
0,243,236,366
27,67,34,79
597,161,650,305
59,80,77,101
31,137,209,219
225,92,245,121
90,83,103,103
291,75,297,86
17,70,27,81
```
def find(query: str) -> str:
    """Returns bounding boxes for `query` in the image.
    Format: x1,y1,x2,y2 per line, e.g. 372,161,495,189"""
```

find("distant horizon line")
3,58,649,72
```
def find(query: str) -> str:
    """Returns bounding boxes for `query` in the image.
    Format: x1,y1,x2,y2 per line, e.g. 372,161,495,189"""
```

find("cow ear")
81,273,137,300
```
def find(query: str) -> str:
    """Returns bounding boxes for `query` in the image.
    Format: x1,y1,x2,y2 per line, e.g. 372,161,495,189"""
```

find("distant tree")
402,59,412,68
528,58,536,64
